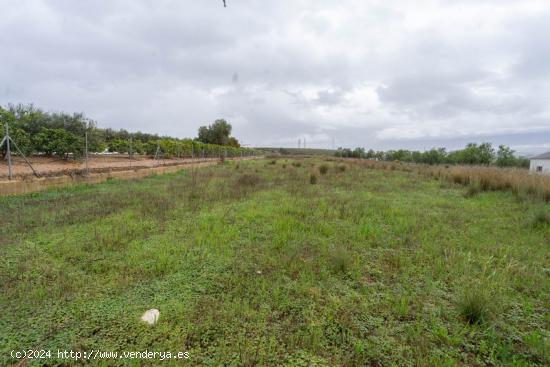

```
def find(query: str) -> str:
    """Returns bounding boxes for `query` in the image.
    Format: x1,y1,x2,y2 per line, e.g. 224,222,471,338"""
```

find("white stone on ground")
140,309,160,325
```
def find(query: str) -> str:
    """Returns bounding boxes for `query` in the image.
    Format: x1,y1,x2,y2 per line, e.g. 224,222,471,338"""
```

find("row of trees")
336,143,530,168
0,104,255,159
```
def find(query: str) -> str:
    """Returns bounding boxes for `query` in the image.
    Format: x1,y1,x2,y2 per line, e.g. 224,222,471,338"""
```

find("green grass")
1,158,549,366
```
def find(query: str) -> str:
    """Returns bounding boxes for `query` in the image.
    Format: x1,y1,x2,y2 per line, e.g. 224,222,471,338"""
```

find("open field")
1,158,549,366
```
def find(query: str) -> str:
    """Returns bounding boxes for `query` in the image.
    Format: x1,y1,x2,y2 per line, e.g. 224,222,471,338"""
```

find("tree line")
335,143,530,168
0,104,255,159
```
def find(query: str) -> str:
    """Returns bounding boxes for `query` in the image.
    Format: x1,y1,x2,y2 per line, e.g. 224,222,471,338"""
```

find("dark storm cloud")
1,0,549,151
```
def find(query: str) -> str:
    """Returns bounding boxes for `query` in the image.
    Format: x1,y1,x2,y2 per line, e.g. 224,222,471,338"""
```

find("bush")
337,165,346,172
458,288,492,324
329,247,353,275
237,174,260,187
309,174,318,185
531,208,550,228
319,164,329,175
292,161,302,167
464,183,481,198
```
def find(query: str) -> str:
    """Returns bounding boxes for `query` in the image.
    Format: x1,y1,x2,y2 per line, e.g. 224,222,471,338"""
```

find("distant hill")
256,147,336,156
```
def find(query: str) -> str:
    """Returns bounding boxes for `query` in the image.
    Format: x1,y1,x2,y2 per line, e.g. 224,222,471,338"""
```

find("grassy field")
1,158,549,366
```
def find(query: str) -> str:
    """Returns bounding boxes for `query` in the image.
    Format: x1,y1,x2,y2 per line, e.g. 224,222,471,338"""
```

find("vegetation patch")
319,164,329,175
309,173,318,185
1,158,548,366
457,286,493,325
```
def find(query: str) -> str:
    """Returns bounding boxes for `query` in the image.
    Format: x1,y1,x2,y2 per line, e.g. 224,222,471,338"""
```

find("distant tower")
298,139,301,149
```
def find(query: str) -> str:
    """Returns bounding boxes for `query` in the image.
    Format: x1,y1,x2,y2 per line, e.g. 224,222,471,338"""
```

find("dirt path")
0,155,251,179
0,156,262,196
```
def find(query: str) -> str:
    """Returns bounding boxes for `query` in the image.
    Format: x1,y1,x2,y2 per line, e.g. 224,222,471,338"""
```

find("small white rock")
140,309,160,325
256,270,262,275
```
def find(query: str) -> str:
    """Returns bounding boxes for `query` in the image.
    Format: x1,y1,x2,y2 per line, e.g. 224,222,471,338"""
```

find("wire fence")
1,125,259,181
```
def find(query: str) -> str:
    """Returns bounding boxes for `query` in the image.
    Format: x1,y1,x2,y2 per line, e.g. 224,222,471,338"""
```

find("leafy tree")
2,104,255,160
421,148,447,165
227,137,241,148
108,139,130,154
496,145,517,167
33,128,83,160
197,119,233,145
352,147,365,158
365,149,376,159
375,151,385,160
459,143,495,165
386,149,412,162
0,106,32,157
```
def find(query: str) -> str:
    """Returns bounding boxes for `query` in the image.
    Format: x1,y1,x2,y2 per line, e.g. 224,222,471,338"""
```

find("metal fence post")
5,123,12,180
85,131,89,175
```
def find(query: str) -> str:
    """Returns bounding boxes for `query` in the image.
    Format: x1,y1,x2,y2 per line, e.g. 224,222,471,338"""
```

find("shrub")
337,165,346,172
319,164,329,175
269,160,277,165
531,208,550,228
458,288,491,324
309,174,318,185
237,174,260,187
329,247,353,275
292,161,302,167
464,183,481,198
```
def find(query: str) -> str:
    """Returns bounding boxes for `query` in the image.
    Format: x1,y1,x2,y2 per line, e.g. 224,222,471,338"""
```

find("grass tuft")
458,287,492,325
464,183,481,198
319,164,329,175
310,174,318,185
531,207,550,228
328,247,353,275
237,174,260,187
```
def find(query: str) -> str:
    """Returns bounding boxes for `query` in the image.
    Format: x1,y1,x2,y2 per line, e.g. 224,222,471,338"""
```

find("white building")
530,151,550,174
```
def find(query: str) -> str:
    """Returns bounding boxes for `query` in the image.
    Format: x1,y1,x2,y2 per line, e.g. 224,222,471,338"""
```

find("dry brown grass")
351,159,550,202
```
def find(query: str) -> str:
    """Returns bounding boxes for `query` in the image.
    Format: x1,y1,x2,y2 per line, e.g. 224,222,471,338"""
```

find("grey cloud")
1,0,550,150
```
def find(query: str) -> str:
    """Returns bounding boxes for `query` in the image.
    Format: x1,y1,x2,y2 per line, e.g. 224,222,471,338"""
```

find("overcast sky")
1,0,550,153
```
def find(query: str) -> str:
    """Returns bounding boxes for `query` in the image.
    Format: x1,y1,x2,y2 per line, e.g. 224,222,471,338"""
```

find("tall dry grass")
353,159,550,202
